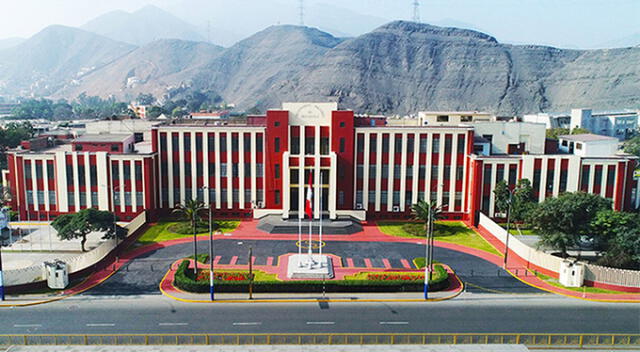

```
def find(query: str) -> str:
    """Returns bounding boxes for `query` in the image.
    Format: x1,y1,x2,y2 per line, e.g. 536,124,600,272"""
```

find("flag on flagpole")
305,171,313,219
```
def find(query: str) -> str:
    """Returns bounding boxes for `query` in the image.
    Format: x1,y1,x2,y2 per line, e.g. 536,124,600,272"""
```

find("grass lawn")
137,220,240,244
377,221,501,256
499,224,537,236
343,267,447,282
534,272,631,295
197,269,278,282
412,257,441,269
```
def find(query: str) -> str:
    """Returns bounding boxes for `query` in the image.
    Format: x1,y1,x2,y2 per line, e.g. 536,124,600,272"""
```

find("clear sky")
1,0,638,48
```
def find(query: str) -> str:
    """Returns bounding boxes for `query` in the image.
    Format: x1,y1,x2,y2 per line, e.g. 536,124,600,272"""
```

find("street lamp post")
423,205,431,300
208,203,214,301
503,190,514,269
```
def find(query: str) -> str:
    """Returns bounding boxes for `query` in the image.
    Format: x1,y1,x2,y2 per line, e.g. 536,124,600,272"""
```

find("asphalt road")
84,238,539,296
3,294,639,335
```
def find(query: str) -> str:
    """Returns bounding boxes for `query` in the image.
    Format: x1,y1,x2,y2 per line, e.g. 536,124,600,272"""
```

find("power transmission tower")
412,0,420,23
299,0,305,26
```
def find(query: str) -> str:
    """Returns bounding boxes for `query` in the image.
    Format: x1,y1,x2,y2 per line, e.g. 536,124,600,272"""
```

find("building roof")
74,134,132,143
558,134,618,142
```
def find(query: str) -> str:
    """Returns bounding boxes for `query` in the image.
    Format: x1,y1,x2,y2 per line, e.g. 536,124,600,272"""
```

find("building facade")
4,103,639,223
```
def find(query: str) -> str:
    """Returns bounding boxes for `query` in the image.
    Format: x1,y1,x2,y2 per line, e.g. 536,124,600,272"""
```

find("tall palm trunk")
192,216,198,275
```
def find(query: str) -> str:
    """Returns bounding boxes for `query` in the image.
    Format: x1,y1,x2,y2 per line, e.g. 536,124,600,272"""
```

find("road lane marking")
401,259,412,269
364,258,373,268
306,322,335,325
382,258,392,269
14,324,42,328
158,323,188,326
86,323,115,327
233,322,261,326
379,321,409,325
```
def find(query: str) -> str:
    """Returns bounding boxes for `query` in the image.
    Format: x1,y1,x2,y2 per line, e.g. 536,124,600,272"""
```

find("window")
207,134,215,152
123,163,131,181
357,135,364,152
394,165,401,179
339,138,345,153
407,136,414,153
49,191,56,205
37,190,45,204
340,122,345,127
274,121,280,127
160,133,167,151
243,135,251,151
437,115,449,122
67,165,74,185
232,163,238,177
78,165,85,186
275,137,281,153
419,165,426,179
196,134,203,151
135,163,142,180
35,162,43,179
320,137,330,155
25,162,32,179
47,163,54,180
456,165,464,181
369,135,377,153
75,144,83,151
420,137,428,153
576,143,582,150
275,164,280,179
431,165,439,180
184,134,191,151
68,192,75,206
291,137,300,154
290,169,299,184
256,135,263,152
509,166,517,185
444,136,452,154
90,165,97,185
232,135,239,152
220,135,227,152
305,137,314,154
394,137,402,153
457,135,466,153
382,135,389,153
432,136,440,153
256,163,264,177
91,192,98,206
338,191,344,206
111,144,119,152
125,192,132,206
443,165,451,180
232,190,239,204
220,164,228,177
368,191,375,203
393,191,400,206
356,165,364,179
79,192,87,207
197,161,203,178
381,165,389,179
274,190,280,205
356,190,363,204
461,115,472,122
171,133,179,151
369,165,377,179
380,191,388,205
405,191,413,205
244,162,251,178
406,165,413,180
136,192,143,205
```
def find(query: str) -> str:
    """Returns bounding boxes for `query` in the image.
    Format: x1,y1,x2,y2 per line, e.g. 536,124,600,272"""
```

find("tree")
591,210,640,269
529,192,610,257
411,199,443,281
147,106,165,118
172,199,206,274
493,179,536,232
0,122,35,169
623,135,640,157
546,128,570,140
136,93,155,105
52,209,125,252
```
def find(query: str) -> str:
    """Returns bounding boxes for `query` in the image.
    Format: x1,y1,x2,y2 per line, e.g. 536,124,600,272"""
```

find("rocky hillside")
0,25,135,96
4,21,640,115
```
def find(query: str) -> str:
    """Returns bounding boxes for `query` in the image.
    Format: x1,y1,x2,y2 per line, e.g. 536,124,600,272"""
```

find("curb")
158,259,465,304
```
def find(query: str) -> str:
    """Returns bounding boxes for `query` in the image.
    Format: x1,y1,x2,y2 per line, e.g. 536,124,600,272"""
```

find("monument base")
287,254,334,279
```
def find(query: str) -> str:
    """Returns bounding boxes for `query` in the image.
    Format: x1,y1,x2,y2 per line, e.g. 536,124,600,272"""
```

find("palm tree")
173,199,206,274
411,200,443,281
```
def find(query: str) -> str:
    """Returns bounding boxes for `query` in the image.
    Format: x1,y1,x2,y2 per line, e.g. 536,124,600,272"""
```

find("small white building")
570,109,637,140
558,134,619,157
418,111,495,125
470,121,547,155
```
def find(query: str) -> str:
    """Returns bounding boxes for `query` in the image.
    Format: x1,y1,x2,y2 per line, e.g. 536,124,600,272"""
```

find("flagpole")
298,207,302,267
307,171,313,268
319,176,323,267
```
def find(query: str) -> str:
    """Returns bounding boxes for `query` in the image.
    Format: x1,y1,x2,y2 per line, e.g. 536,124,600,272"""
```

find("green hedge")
173,260,449,293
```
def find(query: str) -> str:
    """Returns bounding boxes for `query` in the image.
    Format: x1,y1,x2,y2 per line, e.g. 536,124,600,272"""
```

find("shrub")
173,260,449,293
402,223,425,237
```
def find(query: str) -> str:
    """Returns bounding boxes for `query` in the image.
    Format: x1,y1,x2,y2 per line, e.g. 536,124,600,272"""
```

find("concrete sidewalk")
5,345,531,352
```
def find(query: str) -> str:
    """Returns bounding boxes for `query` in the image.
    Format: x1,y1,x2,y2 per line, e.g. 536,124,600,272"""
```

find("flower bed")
367,273,424,281
195,270,253,282
173,260,450,293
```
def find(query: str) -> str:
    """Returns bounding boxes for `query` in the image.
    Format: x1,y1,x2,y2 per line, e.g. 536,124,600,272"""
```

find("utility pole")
412,0,420,23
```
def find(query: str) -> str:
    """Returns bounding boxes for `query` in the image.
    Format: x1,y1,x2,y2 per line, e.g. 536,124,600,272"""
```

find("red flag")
305,171,313,219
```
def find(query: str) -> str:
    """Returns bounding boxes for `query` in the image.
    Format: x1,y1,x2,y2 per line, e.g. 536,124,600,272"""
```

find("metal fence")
0,333,638,347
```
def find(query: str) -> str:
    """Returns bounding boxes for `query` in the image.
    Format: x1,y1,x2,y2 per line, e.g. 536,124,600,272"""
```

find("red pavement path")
52,219,639,302
470,224,640,302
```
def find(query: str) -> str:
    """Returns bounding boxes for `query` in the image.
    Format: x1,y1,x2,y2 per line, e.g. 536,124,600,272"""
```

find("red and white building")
4,102,639,222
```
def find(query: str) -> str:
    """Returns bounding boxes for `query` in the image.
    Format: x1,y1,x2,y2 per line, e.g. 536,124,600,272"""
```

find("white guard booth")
559,260,585,287
43,260,69,289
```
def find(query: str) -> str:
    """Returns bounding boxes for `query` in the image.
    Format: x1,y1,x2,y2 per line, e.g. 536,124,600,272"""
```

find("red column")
331,110,355,210
264,110,289,209
467,158,483,225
